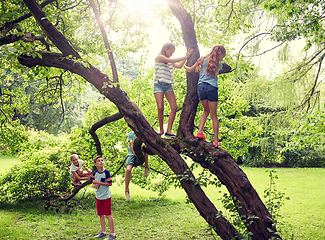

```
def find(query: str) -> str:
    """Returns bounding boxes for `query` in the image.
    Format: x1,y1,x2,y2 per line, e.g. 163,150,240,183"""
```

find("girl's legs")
165,91,177,135
208,101,219,142
154,92,165,134
198,99,210,135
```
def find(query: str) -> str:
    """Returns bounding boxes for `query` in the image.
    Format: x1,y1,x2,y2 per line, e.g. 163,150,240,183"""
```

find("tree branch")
23,0,80,58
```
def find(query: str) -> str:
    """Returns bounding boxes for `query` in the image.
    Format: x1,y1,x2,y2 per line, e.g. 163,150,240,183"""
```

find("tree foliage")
1,0,324,239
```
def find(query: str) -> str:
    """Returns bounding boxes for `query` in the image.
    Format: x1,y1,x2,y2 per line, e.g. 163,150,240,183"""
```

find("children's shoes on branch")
164,132,175,138
213,141,220,147
196,133,206,140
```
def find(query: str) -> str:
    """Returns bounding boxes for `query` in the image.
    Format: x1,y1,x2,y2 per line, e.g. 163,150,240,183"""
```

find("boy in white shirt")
91,155,116,240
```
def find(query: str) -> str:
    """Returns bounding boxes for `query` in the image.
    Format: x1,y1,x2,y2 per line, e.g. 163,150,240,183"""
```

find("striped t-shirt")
154,62,174,84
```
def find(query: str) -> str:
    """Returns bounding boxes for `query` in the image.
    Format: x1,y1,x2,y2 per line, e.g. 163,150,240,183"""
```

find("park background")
1,0,325,239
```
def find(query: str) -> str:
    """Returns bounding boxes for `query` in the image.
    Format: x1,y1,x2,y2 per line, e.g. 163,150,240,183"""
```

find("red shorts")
95,197,111,216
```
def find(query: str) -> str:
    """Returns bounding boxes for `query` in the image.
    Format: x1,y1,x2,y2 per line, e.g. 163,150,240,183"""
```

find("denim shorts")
126,154,136,167
197,82,218,101
153,81,174,94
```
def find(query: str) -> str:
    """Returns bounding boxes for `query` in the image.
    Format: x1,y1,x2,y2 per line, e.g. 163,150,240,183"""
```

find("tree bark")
88,112,123,156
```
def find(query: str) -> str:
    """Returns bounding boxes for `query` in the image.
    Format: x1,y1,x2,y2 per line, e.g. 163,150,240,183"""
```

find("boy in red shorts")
91,155,116,240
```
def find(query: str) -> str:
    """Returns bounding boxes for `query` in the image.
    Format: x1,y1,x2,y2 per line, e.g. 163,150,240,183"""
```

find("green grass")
1,156,325,239
0,155,17,176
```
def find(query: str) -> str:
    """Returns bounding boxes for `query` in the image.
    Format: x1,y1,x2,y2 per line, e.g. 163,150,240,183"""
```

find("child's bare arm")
72,171,90,180
83,165,92,173
173,49,193,69
184,61,198,72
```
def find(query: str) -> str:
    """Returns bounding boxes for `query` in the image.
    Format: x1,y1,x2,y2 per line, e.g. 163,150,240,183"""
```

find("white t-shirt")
70,159,83,175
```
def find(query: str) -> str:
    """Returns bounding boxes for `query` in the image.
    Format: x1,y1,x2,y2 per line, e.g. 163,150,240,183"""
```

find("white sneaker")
125,190,130,201
104,233,116,240
94,232,106,238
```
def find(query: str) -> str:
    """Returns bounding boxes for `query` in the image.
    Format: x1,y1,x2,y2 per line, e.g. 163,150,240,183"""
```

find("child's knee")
157,105,164,112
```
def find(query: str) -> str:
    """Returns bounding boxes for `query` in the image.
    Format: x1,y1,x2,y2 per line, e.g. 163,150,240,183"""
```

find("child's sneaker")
164,132,175,138
125,190,130,201
105,233,116,240
94,232,107,238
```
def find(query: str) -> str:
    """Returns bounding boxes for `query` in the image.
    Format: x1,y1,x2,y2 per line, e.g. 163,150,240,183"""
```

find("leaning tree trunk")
167,0,280,239
20,0,281,239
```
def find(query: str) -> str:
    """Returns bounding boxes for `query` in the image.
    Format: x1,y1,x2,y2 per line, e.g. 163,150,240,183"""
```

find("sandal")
213,141,220,147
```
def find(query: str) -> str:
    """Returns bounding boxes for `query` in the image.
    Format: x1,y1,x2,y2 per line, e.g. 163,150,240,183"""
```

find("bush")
0,148,71,203
282,147,325,167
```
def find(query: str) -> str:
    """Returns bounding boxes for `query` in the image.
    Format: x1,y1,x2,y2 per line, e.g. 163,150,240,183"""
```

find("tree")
0,0,281,239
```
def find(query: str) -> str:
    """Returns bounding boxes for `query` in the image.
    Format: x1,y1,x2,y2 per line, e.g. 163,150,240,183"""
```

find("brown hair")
160,43,175,57
195,45,226,77
93,155,103,164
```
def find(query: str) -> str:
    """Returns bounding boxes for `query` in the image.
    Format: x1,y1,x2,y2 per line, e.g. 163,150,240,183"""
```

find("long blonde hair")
195,45,226,77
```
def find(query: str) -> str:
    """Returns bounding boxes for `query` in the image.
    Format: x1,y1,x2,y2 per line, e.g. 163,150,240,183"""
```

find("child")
154,43,193,138
69,154,92,187
91,155,116,240
125,131,149,201
184,45,227,146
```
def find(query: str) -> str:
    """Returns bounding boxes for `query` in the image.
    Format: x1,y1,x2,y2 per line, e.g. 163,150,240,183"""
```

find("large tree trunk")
20,0,281,239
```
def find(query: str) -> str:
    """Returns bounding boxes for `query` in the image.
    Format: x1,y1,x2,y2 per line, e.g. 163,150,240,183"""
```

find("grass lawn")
1,155,325,239
0,155,18,176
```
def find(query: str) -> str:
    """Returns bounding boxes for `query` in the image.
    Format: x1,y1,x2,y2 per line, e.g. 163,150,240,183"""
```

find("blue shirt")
91,169,112,200
198,58,223,88
127,131,136,155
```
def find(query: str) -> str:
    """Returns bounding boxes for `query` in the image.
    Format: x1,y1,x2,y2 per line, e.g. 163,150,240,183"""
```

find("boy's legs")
99,215,106,233
106,215,115,234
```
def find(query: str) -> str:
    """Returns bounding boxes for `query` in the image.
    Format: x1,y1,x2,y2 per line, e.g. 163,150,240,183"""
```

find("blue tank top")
198,58,223,88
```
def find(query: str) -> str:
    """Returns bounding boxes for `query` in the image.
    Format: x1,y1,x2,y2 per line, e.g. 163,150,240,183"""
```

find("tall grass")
1,156,325,239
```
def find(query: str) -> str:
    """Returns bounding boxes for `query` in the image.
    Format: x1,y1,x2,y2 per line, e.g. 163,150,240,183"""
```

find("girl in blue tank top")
185,45,226,146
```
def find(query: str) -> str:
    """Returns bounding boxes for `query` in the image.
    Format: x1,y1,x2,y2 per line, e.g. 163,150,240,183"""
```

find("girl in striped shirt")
154,43,193,138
